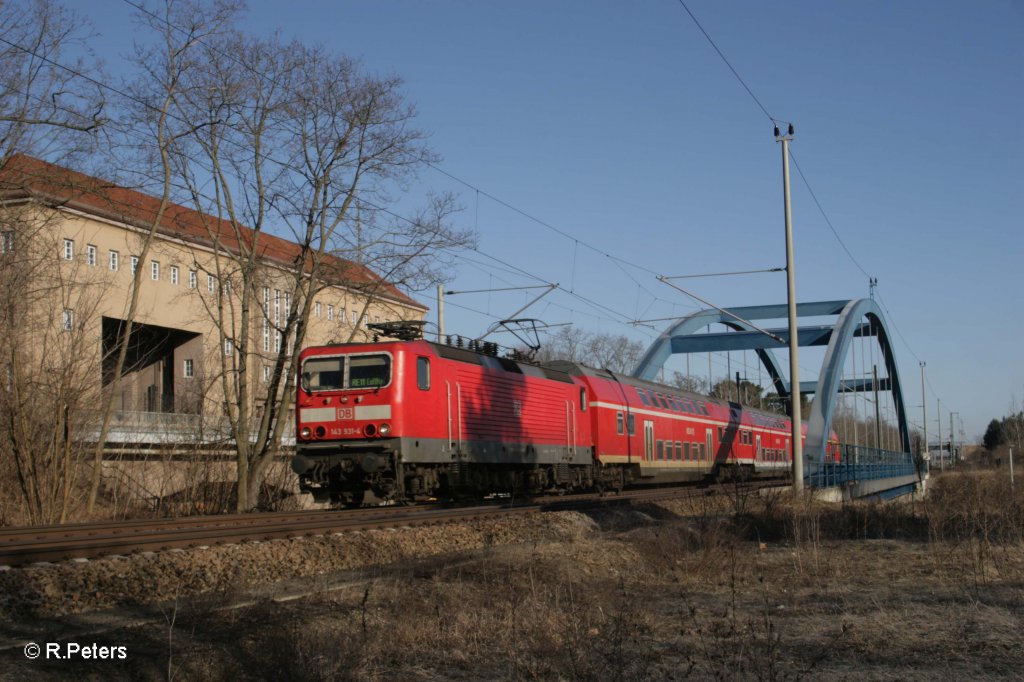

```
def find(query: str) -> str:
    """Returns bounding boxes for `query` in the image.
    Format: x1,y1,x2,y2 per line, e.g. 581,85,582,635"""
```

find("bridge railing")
76,410,295,446
805,444,918,488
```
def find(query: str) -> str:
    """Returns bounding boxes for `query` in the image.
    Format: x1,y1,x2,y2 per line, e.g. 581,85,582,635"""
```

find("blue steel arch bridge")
632,299,923,500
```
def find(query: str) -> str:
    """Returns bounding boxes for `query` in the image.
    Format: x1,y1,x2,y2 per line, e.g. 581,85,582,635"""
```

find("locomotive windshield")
301,353,391,392
349,355,390,388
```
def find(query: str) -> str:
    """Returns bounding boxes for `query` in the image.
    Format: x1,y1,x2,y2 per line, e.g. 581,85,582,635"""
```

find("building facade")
0,154,428,444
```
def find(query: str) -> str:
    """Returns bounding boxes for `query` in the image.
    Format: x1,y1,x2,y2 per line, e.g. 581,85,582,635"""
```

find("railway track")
0,482,776,567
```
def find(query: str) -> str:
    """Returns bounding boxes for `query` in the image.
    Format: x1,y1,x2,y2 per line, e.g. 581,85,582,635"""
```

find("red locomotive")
292,327,837,505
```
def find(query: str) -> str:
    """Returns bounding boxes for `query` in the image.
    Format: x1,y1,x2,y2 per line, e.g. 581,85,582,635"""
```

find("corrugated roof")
0,153,427,311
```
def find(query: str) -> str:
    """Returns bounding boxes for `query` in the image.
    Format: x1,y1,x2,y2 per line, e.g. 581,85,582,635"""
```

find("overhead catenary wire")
0,27,657,346
11,4,957,426
670,0,959,427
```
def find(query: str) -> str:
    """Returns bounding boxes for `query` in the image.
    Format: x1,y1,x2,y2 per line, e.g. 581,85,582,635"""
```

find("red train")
292,333,838,505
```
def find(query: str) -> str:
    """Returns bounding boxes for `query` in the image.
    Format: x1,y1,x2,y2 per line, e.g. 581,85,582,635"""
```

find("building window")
351,310,358,326
183,358,194,378
207,274,215,292
86,244,97,266
61,309,74,331
274,289,281,352
263,365,271,383
189,270,197,289
224,338,233,356
62,239,74,260
327,304,334,321
151,260,160,281
131,256,139,275
170,266,178,285
109,250,119,271
315,301,322,318
1,231,13,253
263,287,270,352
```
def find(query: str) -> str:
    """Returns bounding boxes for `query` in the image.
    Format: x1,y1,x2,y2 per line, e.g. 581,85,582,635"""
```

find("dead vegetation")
3,471,1023,681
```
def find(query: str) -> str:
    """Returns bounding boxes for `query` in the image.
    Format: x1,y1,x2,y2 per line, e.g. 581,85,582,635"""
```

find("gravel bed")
0,511,599,619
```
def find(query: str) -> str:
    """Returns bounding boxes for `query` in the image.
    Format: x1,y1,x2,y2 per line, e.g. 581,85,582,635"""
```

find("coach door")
705,429,714,466
756,434,762,464
644,420,654,462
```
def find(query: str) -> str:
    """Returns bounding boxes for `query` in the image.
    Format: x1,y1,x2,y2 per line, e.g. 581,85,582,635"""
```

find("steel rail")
0,482,777,567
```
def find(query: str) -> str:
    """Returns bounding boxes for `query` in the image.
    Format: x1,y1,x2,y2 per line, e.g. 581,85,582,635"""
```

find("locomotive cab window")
579,388,587,411
348,355,391,388
301,353,391,392
417,357,430,390
302,357,344,391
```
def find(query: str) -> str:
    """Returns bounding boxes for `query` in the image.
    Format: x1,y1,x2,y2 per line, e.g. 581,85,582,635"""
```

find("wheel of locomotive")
341,490,365,509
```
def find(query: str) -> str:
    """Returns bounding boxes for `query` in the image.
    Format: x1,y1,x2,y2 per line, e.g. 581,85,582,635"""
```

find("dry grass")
4,470,1024,681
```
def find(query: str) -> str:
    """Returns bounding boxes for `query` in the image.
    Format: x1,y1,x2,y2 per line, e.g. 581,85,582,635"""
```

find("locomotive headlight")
300,426,312,439
379,423,391,436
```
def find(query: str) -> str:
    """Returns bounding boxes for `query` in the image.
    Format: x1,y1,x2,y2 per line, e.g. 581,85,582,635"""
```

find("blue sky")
83,0,1023,442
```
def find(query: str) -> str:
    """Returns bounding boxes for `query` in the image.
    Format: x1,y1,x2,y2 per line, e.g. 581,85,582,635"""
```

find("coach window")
616,412,624,435
417,357,430,390
636,388,650,406
675,441,682,461
684,442,691,461
579,387,587,411
626,414,636,435
656,440,664,460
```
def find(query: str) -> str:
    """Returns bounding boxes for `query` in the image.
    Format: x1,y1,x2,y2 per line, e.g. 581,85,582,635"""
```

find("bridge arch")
632,299,911,466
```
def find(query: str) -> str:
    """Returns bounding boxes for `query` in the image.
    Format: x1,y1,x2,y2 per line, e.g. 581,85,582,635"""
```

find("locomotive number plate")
337,407,355,420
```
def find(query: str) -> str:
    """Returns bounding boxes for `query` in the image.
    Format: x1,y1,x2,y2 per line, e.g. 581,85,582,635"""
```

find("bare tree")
669,372,709,395
139,17,472,510
0,199,110,523
0,0,105,166
82,0,240,513
0,0,107,523
533,327,644,374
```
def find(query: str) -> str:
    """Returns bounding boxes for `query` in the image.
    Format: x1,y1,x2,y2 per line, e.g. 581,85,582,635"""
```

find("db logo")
337,408,354,420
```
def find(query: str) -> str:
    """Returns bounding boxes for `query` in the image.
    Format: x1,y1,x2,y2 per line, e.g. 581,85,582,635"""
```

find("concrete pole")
950,411,958,464
937,399,943,472
1010,447,1015,489
436,284,445,342
777,126,803,493
920,362,928,464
